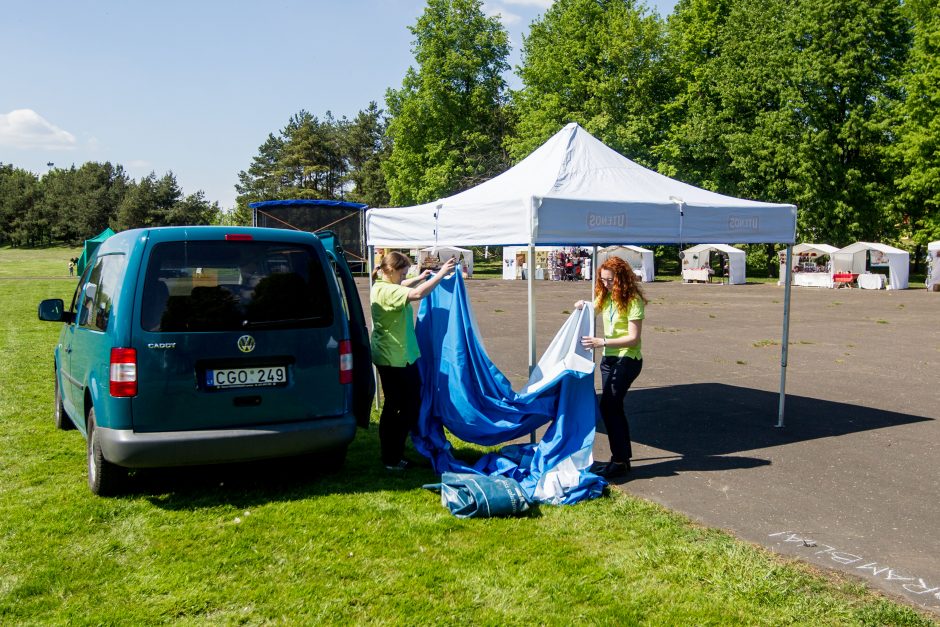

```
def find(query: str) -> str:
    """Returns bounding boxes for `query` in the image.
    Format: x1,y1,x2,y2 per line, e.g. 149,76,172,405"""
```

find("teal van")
38,226,374,495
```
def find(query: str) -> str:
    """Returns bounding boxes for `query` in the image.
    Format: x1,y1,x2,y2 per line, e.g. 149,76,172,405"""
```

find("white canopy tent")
597,245,655,282
417,245,473,277
778,243,839,288
680,243,746,284
367,123,798,425
927,241,940,291
832,242,909,290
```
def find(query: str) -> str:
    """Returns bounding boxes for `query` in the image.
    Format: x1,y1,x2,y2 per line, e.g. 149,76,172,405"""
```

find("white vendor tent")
778,243,839,288
597,245,655,282
927,241,940,291
681,244,746,284
832,242,909,290
418,246,473,277
366,123,798,425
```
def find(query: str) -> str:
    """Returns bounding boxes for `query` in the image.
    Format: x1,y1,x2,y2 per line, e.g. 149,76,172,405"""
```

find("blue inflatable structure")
413,269,606,505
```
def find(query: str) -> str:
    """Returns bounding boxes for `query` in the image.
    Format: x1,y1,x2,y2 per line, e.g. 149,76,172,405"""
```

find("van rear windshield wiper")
242,316,324,328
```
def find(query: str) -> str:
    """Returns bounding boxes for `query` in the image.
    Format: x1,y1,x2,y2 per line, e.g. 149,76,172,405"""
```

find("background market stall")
680,244,746,284
417,245,474,277
831,242,909,290
366,123,798,424
927,241,940,291
597,245,654,282
502,246,591,280
778,243,839,288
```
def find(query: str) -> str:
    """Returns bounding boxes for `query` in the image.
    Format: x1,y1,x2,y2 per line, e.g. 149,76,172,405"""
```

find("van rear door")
130,234,348,433
316,231,374,428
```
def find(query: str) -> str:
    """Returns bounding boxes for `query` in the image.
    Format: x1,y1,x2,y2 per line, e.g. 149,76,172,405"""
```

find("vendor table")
857,273,886,290
832,272,859,287
793,273,834,288
682,268,711,283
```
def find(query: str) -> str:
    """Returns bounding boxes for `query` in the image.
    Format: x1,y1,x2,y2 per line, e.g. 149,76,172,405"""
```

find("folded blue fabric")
413,269,606,505
424,472,531,519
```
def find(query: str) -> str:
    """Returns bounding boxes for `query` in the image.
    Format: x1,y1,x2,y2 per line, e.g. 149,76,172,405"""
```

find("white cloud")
501,0,554,8
0,109,77,150
484,3,522,24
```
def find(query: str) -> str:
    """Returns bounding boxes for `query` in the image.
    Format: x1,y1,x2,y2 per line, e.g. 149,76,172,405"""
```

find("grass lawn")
0,245,934,625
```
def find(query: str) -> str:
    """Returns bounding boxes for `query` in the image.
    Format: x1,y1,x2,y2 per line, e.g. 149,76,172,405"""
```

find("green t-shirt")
596,295,645,360
370,278,420,367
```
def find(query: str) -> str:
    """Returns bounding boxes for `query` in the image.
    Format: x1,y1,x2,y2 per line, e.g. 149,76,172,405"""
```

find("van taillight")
225,233,253,241
339,340,353,384
110,348,138,397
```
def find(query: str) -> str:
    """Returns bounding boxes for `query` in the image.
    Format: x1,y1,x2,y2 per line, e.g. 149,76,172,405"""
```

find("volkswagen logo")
237,335,256,353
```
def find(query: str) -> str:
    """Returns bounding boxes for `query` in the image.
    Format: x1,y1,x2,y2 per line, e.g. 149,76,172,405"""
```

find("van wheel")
87,408,127,496
53,373,74,430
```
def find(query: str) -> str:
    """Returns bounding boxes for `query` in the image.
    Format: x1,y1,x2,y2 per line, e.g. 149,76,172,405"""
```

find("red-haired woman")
575,256,647,479
371,251,457,471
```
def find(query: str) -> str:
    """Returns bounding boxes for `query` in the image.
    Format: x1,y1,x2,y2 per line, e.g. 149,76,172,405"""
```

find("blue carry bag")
424,472,532,519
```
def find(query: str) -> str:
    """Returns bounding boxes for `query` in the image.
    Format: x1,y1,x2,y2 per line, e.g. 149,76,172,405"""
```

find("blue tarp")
413,269,606,505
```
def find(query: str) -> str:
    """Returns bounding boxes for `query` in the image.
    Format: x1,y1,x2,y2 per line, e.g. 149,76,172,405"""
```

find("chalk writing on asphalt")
768,532,940,604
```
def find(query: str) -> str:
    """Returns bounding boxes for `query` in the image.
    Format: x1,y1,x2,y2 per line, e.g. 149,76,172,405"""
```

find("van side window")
78,262,103,329
92,255,126,331
69,264,94,317
79,255,125,331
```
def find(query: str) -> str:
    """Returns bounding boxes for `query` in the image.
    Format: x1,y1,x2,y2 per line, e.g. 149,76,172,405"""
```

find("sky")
1,0,677,211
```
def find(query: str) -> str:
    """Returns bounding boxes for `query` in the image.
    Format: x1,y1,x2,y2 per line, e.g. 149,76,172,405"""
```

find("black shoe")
595,461,630,479
383,459,412,471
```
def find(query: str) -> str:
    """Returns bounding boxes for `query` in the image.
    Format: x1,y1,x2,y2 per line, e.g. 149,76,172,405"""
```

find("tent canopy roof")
793,243,838,256
601,244,653,254
927,240,940,251
367,123,796,247
835,241,908,256
682,243,745,256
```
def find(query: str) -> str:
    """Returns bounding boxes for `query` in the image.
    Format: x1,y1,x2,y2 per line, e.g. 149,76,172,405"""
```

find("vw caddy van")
38,226,374,495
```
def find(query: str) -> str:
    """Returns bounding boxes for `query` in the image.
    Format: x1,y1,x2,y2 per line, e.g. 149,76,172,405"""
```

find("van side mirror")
38,298,74,323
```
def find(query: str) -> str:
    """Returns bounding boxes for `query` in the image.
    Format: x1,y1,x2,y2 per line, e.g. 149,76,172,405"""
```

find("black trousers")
599,356,643,463
375,362,421,465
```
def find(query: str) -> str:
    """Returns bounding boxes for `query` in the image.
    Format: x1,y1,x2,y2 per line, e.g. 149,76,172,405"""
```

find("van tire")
53,373,74,430
87,408,127,496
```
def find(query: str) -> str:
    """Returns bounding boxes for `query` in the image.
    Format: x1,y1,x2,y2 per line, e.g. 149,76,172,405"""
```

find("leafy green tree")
345,101,390,207
661,0,909,247
236,133,286,204
162,191,219,226
888,0,940,255
0,164,41,246
40,162,128,244
510,0,673,165
384,0,511,205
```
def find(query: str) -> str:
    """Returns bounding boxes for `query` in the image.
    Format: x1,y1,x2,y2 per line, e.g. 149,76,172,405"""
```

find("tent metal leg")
368,245,381,411
777,245,793,428
528,243,537,443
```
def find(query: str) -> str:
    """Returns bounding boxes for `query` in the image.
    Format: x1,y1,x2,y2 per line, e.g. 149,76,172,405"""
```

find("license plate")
206,366,287,389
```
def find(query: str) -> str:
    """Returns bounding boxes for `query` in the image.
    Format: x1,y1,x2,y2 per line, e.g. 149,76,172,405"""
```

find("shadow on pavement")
598,383,933,480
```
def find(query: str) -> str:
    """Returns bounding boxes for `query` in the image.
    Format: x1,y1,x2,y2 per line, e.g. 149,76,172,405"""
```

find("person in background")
68,260,75,277
371,251,457,471
575,256,647,480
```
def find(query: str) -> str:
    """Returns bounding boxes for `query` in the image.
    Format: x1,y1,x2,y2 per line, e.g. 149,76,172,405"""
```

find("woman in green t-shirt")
371,251,457,470
575,256,647,480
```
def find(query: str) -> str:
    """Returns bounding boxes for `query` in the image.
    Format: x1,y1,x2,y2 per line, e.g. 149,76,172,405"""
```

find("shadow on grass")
599,382,933,480
134,427,547,514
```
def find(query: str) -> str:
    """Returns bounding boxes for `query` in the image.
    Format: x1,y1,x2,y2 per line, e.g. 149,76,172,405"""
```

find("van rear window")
140,241,334,332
